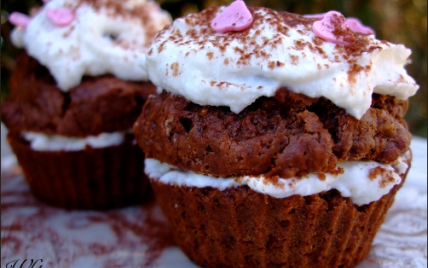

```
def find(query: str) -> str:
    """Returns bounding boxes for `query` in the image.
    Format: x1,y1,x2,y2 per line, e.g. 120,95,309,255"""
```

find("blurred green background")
1,0,426,137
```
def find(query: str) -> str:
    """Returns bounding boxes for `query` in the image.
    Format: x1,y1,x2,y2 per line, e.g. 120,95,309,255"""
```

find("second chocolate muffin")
2,0,171,209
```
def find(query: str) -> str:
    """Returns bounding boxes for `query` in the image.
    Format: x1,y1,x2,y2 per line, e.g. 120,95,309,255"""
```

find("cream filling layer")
22,131,128,151
145,153,410,206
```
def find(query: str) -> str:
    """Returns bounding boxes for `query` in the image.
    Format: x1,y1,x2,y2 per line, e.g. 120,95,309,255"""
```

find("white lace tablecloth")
1,123,427,268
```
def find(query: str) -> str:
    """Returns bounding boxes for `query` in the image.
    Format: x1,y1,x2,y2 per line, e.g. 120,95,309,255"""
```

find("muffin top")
10,0,171,91
2,53,156,137
143,4,418,119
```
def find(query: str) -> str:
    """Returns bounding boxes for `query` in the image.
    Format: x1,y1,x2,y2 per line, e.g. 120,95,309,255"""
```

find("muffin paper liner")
8,133,152,210
150,164,409,268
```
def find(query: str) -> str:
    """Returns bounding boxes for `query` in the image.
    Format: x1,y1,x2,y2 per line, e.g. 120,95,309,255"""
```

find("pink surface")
308,12,374,37
312,11,354,45
9,12,31,27
211,0,253,33
346,18,375,35
45,8,75,26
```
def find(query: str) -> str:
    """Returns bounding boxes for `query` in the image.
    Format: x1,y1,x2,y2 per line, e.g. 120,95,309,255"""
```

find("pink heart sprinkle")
211,0,253,33
312,11,355,46
45,8,75,26
306,12,375,36
346,18,374,34
9,12,31,27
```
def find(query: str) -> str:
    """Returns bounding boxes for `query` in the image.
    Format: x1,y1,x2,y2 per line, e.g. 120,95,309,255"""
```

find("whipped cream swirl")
11,0,171,91
144,7,418,119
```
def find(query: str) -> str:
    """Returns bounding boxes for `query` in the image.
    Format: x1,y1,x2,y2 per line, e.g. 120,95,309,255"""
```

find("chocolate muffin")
1,0,171,209
134,3,418,268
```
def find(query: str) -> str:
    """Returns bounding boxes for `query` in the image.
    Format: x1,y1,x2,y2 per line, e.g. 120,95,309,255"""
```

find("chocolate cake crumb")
134,88,410,179
1,53,156,137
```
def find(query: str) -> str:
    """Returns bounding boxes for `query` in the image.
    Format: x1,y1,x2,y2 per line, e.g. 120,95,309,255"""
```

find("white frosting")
145,153,410,206
11,0,171,91
144,7,418,119
22,131,128,151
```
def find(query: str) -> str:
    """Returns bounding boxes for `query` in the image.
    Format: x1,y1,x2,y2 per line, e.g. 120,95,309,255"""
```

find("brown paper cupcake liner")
8,133,152,210
150,166,409,268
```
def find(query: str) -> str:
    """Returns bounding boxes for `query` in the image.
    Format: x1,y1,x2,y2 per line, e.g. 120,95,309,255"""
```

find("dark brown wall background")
1,0,426,137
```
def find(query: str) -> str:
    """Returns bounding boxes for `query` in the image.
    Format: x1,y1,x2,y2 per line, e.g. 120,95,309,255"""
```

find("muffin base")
150,167,409,268
8,133,152,210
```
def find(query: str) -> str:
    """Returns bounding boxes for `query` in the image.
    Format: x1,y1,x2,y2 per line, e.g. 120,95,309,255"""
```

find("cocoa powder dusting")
80,0,168,48
171,62,180,77
289,55,299,65
369,167,396,188
379,175,396,189
347,61,366,84
153,6,340,71
330,13,355,44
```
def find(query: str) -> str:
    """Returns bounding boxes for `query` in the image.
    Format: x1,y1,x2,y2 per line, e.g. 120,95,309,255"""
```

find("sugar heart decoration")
45,8,75,26
312,11,355,45
346,18,374,34
9,12,32,27
306,12,375,35
211,0,253,33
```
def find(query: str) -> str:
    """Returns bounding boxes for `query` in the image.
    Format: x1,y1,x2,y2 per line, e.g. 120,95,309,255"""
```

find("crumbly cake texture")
150,168,407,268
8,133,151,210
2,53,156,137
134,89,410,179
